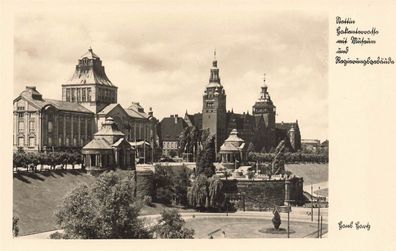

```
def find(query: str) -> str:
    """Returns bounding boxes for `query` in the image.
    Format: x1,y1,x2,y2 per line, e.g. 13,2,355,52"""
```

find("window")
87,88,92,101
17,106,25,111
73,138,77,146
66,137,70,146
18,113,24,119
29,137,35,147
18,137,24,147
77,88,81,102
48,121,53,133
18,121,24,132
82,88,86,102
48,137,52,146
29,120,35,132
59,137,62,145
80,138,84,146
71,88,76,102
66,89,71,102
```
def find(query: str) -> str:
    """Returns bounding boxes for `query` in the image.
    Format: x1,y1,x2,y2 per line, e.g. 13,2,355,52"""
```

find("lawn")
13,168,190,236
285,163,328,185
13,170,97,235
185,217,327,238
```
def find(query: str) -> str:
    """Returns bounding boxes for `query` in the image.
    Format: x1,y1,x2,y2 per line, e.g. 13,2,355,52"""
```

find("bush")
49,231,67,239
12,216,19,237
152,209,194,239
142,195,152,206
272,210,281,230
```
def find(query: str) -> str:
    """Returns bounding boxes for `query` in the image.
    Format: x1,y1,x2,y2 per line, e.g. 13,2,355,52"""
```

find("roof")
80,48,99,60
82,138,112,150
112,137,131,148
129,141,151,147
65,48,115,87
276,122,298,131
95,117,125,137
45,99,93,113
17,87,93,114
160,116,188,141
224,129,244,143
220,129,245,152
97,103,120,115
184,112,202,129
126,102,149,119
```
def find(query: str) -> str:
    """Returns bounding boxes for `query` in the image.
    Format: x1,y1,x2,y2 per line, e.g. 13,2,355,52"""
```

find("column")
38,112,42,150
78,116,81,146
62,114,66,146
70,115,74,146
24,111,28,147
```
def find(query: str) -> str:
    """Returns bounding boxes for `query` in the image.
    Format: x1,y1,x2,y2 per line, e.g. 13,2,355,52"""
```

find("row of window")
18,119,35,133
17,136,91,148
65,87,92,102
97,88,116,102
163,141,178,149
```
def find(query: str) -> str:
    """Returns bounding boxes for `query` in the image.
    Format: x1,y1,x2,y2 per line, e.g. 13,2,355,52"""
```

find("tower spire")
209,50,221,84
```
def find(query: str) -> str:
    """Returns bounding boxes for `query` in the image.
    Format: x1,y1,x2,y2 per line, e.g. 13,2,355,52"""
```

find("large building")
186,53,301,156
14,48,159,158
13,86,95,152
159,114,188,157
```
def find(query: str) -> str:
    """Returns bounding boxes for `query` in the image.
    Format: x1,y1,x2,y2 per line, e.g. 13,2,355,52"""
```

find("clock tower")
202,51,227,155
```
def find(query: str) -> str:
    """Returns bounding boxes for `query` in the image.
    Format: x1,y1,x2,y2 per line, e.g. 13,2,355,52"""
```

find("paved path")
18,207,327,239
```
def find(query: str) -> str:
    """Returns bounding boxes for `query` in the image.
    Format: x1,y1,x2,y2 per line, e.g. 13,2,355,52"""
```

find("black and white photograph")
11,8,328,239
1,0,396,250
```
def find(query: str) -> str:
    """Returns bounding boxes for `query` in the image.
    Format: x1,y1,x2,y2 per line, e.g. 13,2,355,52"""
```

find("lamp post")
311,184,313,222
317,186,321,238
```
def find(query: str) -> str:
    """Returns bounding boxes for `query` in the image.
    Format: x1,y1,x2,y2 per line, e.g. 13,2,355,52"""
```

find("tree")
152,209,194,239
188,174,225,211
196,134,216,177
55,171,150,239
208,175,224,210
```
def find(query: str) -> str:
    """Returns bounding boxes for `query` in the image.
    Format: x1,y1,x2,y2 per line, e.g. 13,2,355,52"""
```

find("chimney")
175,114,178,124
26,86,37,91
148,107,153,117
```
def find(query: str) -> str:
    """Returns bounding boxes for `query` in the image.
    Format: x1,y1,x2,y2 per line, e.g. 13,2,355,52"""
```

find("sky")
14,8,328,140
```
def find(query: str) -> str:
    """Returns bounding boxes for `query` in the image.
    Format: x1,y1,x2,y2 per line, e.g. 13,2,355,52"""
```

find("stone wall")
222,177,304,211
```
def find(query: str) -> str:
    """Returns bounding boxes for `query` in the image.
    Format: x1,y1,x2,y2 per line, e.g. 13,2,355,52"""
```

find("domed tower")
61,48,118,114
202,50,227,155
252,75,276,152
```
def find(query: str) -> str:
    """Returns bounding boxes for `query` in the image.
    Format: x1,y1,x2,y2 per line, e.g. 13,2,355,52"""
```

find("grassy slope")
13,170,97,235
285,163,328,185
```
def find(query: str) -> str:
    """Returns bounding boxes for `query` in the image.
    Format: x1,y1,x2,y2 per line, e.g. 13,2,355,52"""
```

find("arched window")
48,121,53,133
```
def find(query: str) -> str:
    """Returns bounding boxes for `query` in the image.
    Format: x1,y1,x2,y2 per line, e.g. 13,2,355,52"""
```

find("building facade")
186,53,302,156
159,114,188,157
82,117,135,171
13,48,159,158
13,86,95,152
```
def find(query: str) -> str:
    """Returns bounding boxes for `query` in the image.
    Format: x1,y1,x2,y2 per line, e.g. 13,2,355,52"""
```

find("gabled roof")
160,116,188,141
98,104,124,115
95,117,125,137
126,102,149,119
184,112,202,129
112,137,131,148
